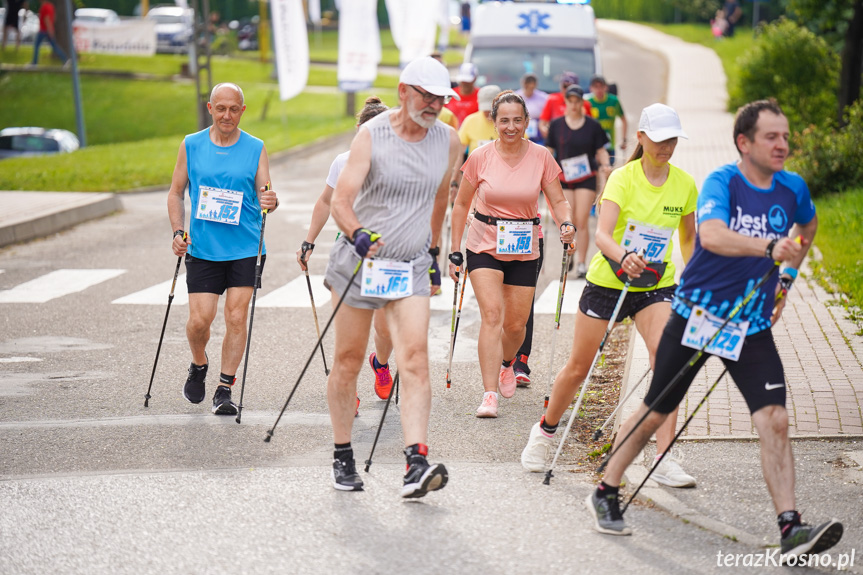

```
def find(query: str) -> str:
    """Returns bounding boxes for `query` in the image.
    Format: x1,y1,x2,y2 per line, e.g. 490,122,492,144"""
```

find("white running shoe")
521,422,555,472
652,452,696,488
476,392,499,418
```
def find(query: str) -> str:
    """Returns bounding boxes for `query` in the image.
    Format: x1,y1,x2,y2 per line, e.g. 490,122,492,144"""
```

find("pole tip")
592,429,602,441
235,414,242,424
364,460,371,473
144,394,150,407
542,470,552,485
264,431,273,442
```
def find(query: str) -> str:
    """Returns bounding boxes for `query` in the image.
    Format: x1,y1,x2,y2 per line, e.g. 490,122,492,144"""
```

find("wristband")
619,250,635,266
781,267,798,280
301,241,315,261
559,220,574,233
765,238,778,259
429,246,440,258
449,251,464,267
173,229,185,239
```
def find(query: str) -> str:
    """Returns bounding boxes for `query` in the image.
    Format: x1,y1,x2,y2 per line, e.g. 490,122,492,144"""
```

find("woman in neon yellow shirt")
521,103,699,488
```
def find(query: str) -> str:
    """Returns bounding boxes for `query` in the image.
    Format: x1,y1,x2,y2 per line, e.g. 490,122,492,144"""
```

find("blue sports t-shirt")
186,128,265,262
672,162,815,334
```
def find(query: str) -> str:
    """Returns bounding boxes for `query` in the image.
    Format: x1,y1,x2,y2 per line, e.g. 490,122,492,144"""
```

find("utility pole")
193,0,213,130
64,0,86,147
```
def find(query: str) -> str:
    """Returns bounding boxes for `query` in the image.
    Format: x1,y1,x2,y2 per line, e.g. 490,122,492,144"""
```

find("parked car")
0,7,39,42
0,128,80,160
232,17,258,51
146,5,194,54
73,8,121,26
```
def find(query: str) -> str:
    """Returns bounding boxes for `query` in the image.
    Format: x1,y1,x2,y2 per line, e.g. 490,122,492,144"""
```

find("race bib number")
497,220,533,255
561,154,591,182
681,306,749,362
526,122,539,140
361,259,413,299
620,220,674,262
196,186,244,226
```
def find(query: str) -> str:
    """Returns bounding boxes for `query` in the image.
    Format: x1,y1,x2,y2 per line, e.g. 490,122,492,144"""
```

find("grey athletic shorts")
324,239,431,310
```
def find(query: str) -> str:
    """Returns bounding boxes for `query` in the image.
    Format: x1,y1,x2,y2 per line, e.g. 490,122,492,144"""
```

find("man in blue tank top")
167,82,278,416
587,99,843,558
324,57,462,497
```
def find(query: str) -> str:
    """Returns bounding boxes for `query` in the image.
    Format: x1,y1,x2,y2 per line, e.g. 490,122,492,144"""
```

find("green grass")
644,23,753,110
812,188,863,310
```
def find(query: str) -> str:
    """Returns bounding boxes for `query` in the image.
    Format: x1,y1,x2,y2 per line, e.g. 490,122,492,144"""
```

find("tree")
788,0,863,126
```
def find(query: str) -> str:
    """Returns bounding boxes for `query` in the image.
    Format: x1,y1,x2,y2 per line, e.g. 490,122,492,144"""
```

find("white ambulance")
464,0,601,93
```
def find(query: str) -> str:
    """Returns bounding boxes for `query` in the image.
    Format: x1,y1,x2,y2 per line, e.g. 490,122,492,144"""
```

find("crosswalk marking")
0,269,126,303
534,279,586,315
257,274,331,308
429,276,476,311
112,275,189,306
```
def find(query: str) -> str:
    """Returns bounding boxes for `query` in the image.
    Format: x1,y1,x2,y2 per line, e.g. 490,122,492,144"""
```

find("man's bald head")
210,82,245,105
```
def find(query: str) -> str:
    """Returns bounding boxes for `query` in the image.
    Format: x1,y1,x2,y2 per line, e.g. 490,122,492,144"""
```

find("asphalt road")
0,34,785,575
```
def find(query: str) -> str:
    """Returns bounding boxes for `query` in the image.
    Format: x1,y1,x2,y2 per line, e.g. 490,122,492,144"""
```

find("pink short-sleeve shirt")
461,141,561,260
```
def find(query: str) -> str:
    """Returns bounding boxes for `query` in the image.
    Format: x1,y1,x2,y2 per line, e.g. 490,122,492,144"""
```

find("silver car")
146,6,194,54
0,127,80,160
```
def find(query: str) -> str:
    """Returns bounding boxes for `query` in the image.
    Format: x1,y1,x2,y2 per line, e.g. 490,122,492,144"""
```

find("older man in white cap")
323,56,462,497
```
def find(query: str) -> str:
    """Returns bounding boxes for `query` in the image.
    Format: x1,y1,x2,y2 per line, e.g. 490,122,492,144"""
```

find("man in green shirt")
587,75,627,166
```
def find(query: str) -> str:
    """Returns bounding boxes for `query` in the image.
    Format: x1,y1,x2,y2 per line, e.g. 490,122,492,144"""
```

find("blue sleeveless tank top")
185,128,265,261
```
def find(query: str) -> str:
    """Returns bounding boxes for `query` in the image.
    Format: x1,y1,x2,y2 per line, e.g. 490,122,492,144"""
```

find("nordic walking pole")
144,232,186,407
445,265,462,389
235,183,270,424
300,243,330,376
622,367,729,513
592,367,651,441
447,267,469,389
544,241,573,409
265,258,364,442
597,259,784,474
544,255,637,485
364,371,400,472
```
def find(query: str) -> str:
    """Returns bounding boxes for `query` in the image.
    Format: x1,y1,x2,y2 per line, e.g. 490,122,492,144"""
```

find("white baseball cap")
478,85,500,112
638,103,688,142
400,56,460,99
456,62,478,83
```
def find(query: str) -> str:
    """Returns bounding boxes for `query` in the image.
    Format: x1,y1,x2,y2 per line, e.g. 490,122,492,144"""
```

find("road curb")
0,193,121,248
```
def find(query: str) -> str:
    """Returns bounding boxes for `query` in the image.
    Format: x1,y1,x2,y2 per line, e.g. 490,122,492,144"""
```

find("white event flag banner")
72,20,157,56
308,0,321,24
385,0,438,65
337,0,380,92
271,0,309,101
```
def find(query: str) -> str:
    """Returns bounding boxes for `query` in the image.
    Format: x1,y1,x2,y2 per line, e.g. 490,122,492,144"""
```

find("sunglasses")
410,85,452,105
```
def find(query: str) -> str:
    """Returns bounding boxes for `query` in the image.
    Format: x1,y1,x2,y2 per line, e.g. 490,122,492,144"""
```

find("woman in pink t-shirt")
448,90,575,418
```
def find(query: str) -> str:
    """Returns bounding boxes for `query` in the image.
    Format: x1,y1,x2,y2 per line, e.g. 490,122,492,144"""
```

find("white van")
464,0,601,92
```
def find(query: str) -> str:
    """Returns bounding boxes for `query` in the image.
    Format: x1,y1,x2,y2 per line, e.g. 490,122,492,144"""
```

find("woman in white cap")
448,90,575,418
521,103,699,489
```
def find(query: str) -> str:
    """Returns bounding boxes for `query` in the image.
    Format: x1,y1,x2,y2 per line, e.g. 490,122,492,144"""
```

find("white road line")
534,279,586,315
257,274,331,308
0,357,43,363
0,269,127,303
112,274,189,306
429,276,476,311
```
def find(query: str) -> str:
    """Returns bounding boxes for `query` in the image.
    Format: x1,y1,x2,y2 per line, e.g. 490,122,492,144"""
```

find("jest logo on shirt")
729,204,786,238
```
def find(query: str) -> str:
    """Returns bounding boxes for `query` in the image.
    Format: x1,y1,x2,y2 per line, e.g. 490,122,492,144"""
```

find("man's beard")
408,103,438,129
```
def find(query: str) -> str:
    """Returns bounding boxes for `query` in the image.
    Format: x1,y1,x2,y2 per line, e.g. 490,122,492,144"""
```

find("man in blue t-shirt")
167,82,278,416
586,99,843,558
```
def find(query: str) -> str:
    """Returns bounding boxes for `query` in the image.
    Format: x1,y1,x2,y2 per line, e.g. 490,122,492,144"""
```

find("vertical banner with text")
385,0,439,66
271,0,309,101
337,0,380,92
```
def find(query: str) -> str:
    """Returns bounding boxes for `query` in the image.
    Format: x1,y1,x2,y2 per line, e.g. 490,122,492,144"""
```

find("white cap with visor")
400,57,460,100
638,103,688,142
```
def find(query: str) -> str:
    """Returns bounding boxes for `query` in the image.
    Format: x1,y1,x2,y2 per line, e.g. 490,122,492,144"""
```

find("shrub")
788,100,863,197
730,18,839,134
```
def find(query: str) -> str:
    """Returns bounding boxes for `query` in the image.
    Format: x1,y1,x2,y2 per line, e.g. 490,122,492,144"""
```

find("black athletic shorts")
562,176,597,192
185,254,265,295
579,281,676,322
644,311,786,415
466,250,540,287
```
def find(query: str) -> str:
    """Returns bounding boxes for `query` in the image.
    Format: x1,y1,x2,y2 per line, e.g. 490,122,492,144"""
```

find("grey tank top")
351,110,451,262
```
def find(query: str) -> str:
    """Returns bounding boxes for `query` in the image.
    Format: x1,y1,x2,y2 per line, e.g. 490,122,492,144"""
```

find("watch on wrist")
173,229,185,239
765,238,778,259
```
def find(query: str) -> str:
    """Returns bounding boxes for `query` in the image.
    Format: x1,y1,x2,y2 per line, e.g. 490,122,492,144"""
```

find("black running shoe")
780,519,843,559
183,360,207,404
401,458,448,499
211,385,238,415
332,458,364,491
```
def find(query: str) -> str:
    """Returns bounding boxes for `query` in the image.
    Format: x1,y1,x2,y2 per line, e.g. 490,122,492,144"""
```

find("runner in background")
297,96,394,407
446,62,480,125
539,71,592,140
516,73,549,145
546,84,611,277
587,75,628,167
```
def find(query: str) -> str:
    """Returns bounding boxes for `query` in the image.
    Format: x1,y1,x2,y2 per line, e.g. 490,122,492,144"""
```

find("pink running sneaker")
369,352,393,400
499,363,517,398
476,392,499,418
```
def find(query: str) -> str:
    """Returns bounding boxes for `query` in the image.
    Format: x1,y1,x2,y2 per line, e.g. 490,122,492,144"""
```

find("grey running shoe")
780,520,843,558
332,458,364,492
576,262,587,279
401,458,448,498
183,361,207,404
211,385,238,415
585,491,632,536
